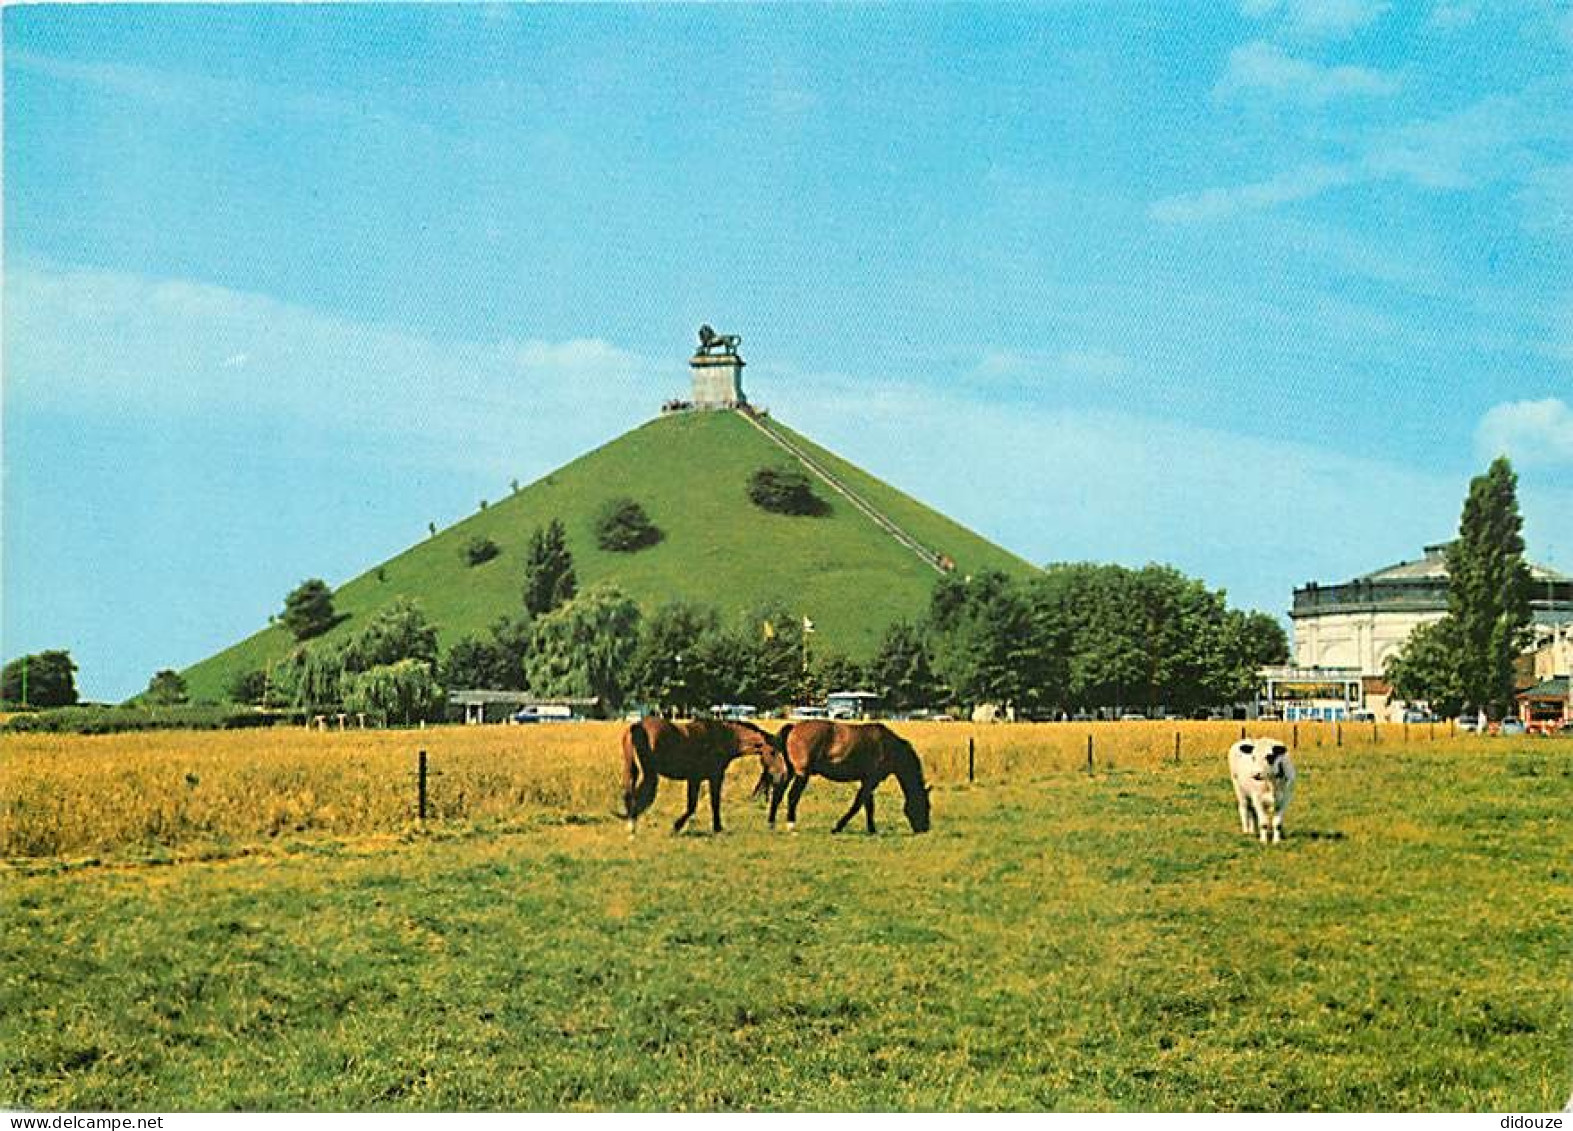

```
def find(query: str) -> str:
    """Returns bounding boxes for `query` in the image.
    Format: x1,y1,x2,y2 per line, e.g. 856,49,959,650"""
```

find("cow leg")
1235,792,1254,836
1255,800,1273,843
833,783,873,834
709,774,725,833
785,774,810,832
673,780,701,834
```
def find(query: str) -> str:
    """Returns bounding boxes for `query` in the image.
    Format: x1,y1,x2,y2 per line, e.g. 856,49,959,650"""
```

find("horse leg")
767,776,788,827
865,788,876,834
832,783,874,834
709,773,725,834
785,774,810,832
673,779,701,834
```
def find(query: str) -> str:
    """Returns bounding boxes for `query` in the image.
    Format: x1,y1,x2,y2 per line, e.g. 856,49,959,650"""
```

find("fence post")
1372,721,1379,744
417,749,429,822
1292,723,1299,748
1086,733,1094,776
1174,731,1181,765
968,737,975,784
1404,721,1410,743
1336,721,1342,748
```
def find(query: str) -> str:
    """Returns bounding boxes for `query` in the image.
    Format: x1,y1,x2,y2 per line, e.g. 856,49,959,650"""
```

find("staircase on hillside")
737,410,949,575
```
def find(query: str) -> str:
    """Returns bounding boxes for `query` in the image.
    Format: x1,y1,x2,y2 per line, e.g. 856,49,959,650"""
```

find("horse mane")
887,730,927,792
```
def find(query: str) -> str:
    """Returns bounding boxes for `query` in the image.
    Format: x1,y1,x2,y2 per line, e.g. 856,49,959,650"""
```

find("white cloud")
1476,398,1573,467
1216,41,1400,103
1241,0,1390,37
1150,162,1358,223
3,261,658,478
974,347,1131,382
1152,84,1561,223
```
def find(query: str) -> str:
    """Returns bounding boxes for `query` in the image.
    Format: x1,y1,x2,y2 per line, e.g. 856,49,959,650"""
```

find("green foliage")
593,497,662,552
747,465,828,516
626,601,725,715
522,519,578,617
439,635,511,691
1,650,79,708
3,704,280,734
929,571,1047,713
1446,457,1534,719
867,621,946,711
461,536,500,567
733,603,807,708
808,652,868,700
1384,618,1467,717
180,413,1038,703
523,586,641,710
227,668,269,707
294,648,345,713
144,669,190,706
281,579,336,642
340,598,440,673
341,659,444,725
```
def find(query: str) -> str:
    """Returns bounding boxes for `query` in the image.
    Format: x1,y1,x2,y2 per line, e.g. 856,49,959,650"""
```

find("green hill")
182,410,1037,702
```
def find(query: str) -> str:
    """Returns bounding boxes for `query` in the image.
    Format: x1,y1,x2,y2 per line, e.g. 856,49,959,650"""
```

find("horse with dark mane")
622,716,786,836
762,720,931,834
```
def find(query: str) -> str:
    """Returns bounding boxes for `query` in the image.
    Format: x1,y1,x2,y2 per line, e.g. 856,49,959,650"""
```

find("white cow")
1229,737,1296,844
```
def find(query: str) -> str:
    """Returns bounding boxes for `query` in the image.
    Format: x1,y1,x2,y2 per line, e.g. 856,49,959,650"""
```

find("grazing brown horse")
764,720,931,834
622,716,787,836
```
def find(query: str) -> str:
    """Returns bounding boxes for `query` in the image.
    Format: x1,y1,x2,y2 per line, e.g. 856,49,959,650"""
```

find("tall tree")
342,659,444,725
524,586,641,711
340,598,439,673
2,650,79,708
1384,619,1467,718
282,579,336,641
145,669,190,706
627,601,723,715
1446,457,1534,719
522,519,578,617
868,621,946,711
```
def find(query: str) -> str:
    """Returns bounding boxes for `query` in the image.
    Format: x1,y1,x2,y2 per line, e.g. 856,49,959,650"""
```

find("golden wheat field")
0,719,1474,859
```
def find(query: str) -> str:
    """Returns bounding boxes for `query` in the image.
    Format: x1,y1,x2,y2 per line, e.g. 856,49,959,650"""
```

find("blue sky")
5,2,1571,701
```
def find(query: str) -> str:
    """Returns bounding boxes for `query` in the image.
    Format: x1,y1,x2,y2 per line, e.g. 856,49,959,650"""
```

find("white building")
1289,541,1573,715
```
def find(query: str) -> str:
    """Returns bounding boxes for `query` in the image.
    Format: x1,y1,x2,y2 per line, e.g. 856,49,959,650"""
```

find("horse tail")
623,722,658,821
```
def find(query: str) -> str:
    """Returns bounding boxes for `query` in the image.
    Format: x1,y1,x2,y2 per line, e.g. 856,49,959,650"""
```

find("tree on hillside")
524,586,641,711
523,519,578,616
145,669,189,706
809,652,867,700
594,497,663,552
1446,457,1533,719
868,621,947,711
488,613,534,690
1384,619,1466,717
227,668,269,707
1,650,79,708
282,579,337,641
747,466,828,516
340,598,439,673
461,535,500,567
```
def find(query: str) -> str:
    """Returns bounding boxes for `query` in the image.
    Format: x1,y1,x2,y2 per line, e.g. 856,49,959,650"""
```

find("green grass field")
181,411,1036,702
4,735,1569,1111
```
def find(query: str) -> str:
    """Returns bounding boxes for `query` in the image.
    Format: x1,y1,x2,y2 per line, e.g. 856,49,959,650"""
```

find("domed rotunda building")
1291,542,1573,677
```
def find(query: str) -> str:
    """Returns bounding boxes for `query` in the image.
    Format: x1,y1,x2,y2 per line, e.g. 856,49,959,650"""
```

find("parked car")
1118,712,1148,722
789,705,828,720
1350,710,1377,723
1402,710,1436,724
1498,717,1527,736
1456,715,1482,733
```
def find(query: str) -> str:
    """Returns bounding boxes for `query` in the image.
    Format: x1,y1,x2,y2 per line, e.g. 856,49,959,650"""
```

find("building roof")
1356,541,1572,585
1517,676,1571,700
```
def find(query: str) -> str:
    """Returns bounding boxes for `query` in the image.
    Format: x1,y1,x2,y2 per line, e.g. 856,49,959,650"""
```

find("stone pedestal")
690,353,746,408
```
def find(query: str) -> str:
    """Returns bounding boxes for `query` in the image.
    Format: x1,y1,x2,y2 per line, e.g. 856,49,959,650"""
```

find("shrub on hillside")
593,497,662,552
282,579,336,641
1,650,80,708
462,535,500,567
145,669,190,706
747,466,827,516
